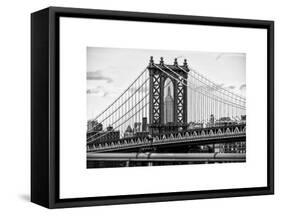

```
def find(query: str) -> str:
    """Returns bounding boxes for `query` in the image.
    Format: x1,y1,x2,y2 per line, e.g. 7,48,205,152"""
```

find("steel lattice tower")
148,57,189,134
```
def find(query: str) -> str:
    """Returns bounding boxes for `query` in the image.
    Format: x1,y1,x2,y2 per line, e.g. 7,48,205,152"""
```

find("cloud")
87,70,113,83
216,53,245,61
87,88,100,94
228,85,236,90
214,83,224,88
239,84,246,90
87,87,109,97
87,85,120,97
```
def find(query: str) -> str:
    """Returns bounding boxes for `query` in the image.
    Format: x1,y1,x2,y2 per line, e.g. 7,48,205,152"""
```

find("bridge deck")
88,131,246,153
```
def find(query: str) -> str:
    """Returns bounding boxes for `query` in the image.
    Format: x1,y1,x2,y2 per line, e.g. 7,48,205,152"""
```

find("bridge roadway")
88,131,246,153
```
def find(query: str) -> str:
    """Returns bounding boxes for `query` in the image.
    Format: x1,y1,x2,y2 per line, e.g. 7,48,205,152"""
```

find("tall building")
164,86,174,123
134,122,141,133
124,125,134,138
106,125,113,131
142,117,147,132
87,120,103,132
87,123,119,143
210,114,215,124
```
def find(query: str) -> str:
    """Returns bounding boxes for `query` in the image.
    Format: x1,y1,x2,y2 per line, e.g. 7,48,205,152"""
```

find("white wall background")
0,0,279,214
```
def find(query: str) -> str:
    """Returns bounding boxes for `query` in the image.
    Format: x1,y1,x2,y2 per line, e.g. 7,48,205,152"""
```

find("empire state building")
164,86,174,123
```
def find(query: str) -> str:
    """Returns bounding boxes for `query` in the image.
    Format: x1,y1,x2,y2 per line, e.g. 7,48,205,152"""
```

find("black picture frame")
31,6,274,208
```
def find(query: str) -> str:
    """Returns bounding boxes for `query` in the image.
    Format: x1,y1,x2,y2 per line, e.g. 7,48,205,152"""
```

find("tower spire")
168,86,171,96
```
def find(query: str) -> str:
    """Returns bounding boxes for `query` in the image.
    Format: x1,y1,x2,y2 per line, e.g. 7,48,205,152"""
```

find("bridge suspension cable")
188,66,246,101
96,77,149,125
177,65,246,122
88,94,149,143
154,64,245,123
161,65,245,110
179,65,245,104
88,75,173,142
177,66,245,109
92,67,148,121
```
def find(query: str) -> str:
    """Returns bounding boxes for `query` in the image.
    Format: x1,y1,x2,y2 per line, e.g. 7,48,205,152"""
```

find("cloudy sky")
87,47,246,120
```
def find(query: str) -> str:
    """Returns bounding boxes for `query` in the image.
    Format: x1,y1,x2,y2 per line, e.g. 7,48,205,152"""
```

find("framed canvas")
31,6,274,208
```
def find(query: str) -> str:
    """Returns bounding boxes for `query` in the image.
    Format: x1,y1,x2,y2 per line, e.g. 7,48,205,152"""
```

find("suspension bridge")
87,57,246,168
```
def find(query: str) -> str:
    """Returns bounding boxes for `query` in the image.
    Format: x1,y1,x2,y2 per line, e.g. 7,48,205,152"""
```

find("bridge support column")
126,160,130,167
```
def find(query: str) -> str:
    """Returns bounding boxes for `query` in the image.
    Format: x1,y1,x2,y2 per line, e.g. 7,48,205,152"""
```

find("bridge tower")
148,57,189,135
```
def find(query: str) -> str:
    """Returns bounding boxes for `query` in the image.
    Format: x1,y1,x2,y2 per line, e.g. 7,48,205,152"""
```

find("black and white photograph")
86,47,246,168
29,5,274,209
